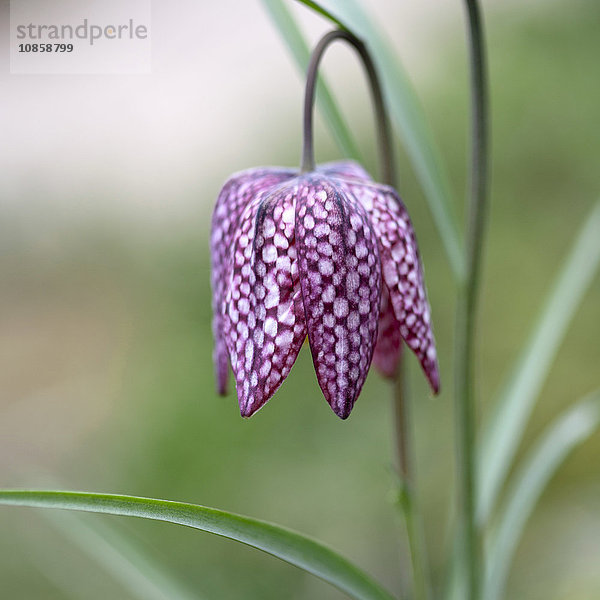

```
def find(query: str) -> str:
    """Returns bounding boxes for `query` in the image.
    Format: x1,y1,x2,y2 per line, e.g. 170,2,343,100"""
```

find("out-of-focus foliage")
1,2,598,599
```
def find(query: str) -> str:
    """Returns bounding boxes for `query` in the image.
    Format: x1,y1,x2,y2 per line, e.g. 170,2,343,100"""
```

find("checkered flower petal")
295,176,382,419
318,160,373,182
340,179,440,393
211,168,295,394
322,164,411,381
373,286,403,378
224,183,307,417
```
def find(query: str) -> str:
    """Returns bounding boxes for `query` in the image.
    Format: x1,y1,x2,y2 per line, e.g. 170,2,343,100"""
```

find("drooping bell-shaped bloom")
211,160,439,419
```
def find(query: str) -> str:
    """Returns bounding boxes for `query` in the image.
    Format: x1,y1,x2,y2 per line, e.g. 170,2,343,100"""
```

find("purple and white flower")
211,160,439,419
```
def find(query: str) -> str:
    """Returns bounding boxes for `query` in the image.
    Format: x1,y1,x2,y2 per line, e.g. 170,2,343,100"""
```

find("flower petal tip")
428,365,441,396
238,389,267,418
213,344,230,396
331,401,353,420
429,371,440,396
239,404,255,418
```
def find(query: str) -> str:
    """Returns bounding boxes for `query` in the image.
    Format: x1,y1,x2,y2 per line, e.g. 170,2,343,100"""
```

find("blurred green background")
1,1,599,599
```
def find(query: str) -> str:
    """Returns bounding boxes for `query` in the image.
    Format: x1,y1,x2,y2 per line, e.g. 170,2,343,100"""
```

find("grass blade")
0,490,395,600
478,201,600,524
23,540,99,600
293,0,465,280
484,391,600,600
43,510,202,600
295,0,348,31
262,0,363,163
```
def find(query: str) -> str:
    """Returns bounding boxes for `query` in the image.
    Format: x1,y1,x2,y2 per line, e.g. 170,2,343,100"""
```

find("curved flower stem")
300,29,395,186
455,1,489,599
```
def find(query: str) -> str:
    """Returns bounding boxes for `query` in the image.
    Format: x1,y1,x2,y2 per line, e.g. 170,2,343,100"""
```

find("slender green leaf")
23,539,96,600
478,201,600,524
292,0,465,280
443,535,466,600
261,0,363,163
484,391,600,600
0,491,395,600
28,471,199,600
43,510,201,600
295,0,348,31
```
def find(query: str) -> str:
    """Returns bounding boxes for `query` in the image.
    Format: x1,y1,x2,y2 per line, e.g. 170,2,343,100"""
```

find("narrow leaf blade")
484,391,600,600
478,201,600,523
0,491,395,600
295,0,348,31
44,510,202,600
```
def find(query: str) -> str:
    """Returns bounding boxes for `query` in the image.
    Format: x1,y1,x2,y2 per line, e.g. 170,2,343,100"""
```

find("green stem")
394,370,430,600
455,1,489,600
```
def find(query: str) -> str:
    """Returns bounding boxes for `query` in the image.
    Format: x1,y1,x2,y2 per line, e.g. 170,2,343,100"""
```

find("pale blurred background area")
1,1,599,599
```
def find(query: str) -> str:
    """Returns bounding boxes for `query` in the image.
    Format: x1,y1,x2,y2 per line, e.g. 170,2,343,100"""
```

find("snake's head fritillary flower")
210,160,439,419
